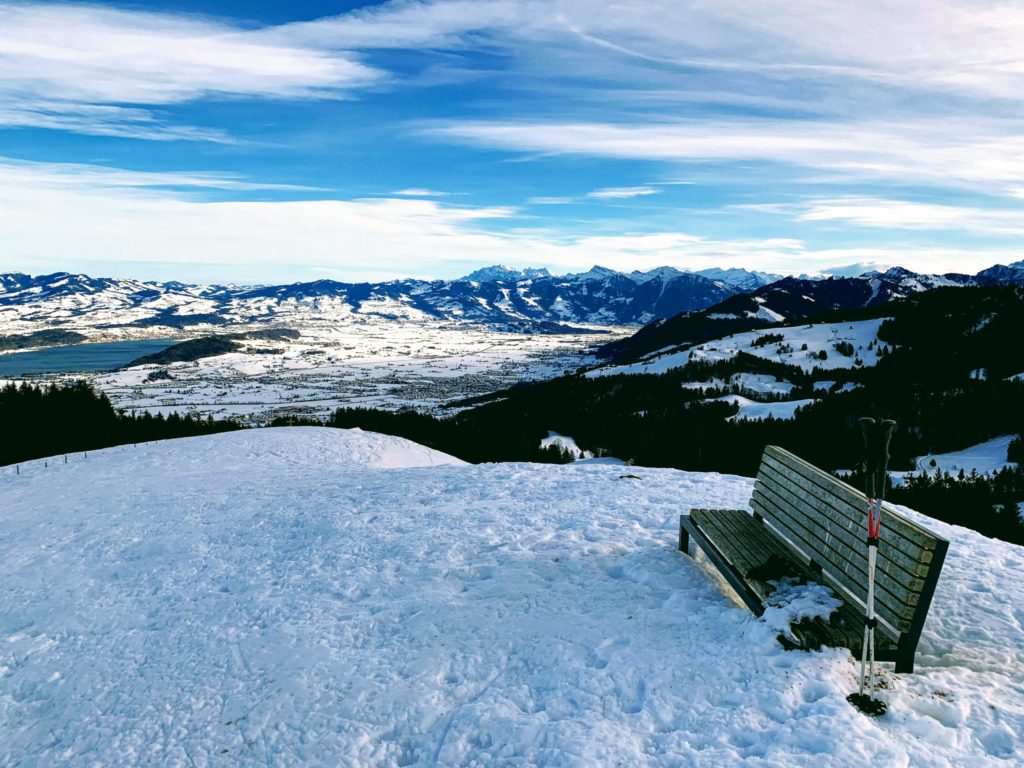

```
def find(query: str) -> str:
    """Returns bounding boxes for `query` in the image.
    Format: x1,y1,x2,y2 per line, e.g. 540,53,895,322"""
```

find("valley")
16,322,629,423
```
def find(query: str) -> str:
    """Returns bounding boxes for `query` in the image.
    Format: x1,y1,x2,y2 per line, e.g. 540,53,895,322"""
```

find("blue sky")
2,0,1024,283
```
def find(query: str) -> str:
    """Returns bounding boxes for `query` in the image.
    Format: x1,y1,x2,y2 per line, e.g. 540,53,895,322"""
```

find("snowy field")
588,318,888,378
890,435,1020,486
2,428,1023,767
713,394,817,421
16,323,627,423
912,435,1019,477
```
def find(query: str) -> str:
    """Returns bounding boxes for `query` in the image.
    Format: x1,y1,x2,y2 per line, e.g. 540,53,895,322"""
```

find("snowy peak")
625,266,687,284
973,262,1024,286
567,265,625,282
4,262,1022,343
0,267,743,335
457,265,552,283
694,267,781,291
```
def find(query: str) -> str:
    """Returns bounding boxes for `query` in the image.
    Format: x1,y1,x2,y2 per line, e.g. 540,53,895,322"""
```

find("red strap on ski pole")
866,499,881,541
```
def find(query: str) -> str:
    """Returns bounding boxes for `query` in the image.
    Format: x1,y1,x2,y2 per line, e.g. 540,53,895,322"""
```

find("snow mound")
2,429,1024,766
713,394,817,421
15,426,467,474
540,431,592,459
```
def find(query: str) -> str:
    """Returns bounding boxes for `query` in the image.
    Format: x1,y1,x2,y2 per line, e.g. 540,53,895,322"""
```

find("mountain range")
1,262,1022,342
0,266,759,336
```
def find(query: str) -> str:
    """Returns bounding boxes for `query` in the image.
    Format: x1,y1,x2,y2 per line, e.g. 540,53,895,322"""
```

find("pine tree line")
0,381,242,467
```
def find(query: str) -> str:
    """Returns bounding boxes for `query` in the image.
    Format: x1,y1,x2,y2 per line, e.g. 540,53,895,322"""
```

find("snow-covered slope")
2,429,1022,766
588,318,888,378
596,268,958,363
713,394,817,421
911,435,1019,478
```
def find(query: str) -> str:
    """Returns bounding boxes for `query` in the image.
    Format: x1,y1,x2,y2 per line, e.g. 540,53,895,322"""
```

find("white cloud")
280,0,1024,104
733,196,1024,237
393,188,449,197
0,101,238,143
2,159,1016,283
794,197,1024,236
0,157,321,193
425,118,1024,199
587,186,658,199
0,3,381,140
527,196,575,205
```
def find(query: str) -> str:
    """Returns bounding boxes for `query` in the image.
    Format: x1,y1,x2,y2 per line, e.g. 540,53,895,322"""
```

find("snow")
753,305,785,322
729,372,795,396
713,394,817,421
588,318,888,378
679,378,726,391
815,381,863,394
29,324,627,425
540,431,593,459
2,428,1024,766
906,435,1019,478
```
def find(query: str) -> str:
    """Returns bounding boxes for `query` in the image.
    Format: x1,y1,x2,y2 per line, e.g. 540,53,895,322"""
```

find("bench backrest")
752,445,948,644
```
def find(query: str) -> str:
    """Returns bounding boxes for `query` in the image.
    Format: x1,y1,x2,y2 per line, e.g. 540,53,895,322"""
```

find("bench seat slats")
697,509,781,566
693,510,779,582
689,509,899,657
758,459,935,577
752,478,928,612
692,509,805,602
693,509,787,583
752,488,912,634
764,446,937,551
680,445,949,674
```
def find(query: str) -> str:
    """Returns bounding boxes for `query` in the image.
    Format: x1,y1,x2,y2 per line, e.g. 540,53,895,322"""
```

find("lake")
0,339,177,377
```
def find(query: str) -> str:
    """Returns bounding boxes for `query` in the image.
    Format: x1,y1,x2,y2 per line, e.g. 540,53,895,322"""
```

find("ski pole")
853,417,894,712
856,417,876,700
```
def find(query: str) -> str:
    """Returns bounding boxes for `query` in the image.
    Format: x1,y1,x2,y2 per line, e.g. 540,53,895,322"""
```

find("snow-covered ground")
2,428,1023,766
890,435,1020,485
540,431,593,459
712,394,817,421
728,372,795,396
588,318,888,378
813,381,863,394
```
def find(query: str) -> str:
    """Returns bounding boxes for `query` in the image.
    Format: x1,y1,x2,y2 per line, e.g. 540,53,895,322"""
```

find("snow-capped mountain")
694,267,781,291
970,262,1024,286
599,266,974,361
457,265,552,282
0,267,740,338
3,262,1021,346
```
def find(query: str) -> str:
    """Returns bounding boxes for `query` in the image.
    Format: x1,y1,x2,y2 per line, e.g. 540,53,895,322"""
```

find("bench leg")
894,635,916,673
679,514,690,554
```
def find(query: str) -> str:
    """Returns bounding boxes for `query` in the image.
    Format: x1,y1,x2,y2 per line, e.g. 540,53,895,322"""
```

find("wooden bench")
679,445,948,673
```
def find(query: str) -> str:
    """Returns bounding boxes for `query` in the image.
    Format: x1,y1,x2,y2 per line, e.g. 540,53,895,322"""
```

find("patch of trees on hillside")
0,381,241,467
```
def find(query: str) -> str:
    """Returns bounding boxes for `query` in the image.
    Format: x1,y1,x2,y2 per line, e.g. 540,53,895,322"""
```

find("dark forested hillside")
0,381,241,466
598,272,964,362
